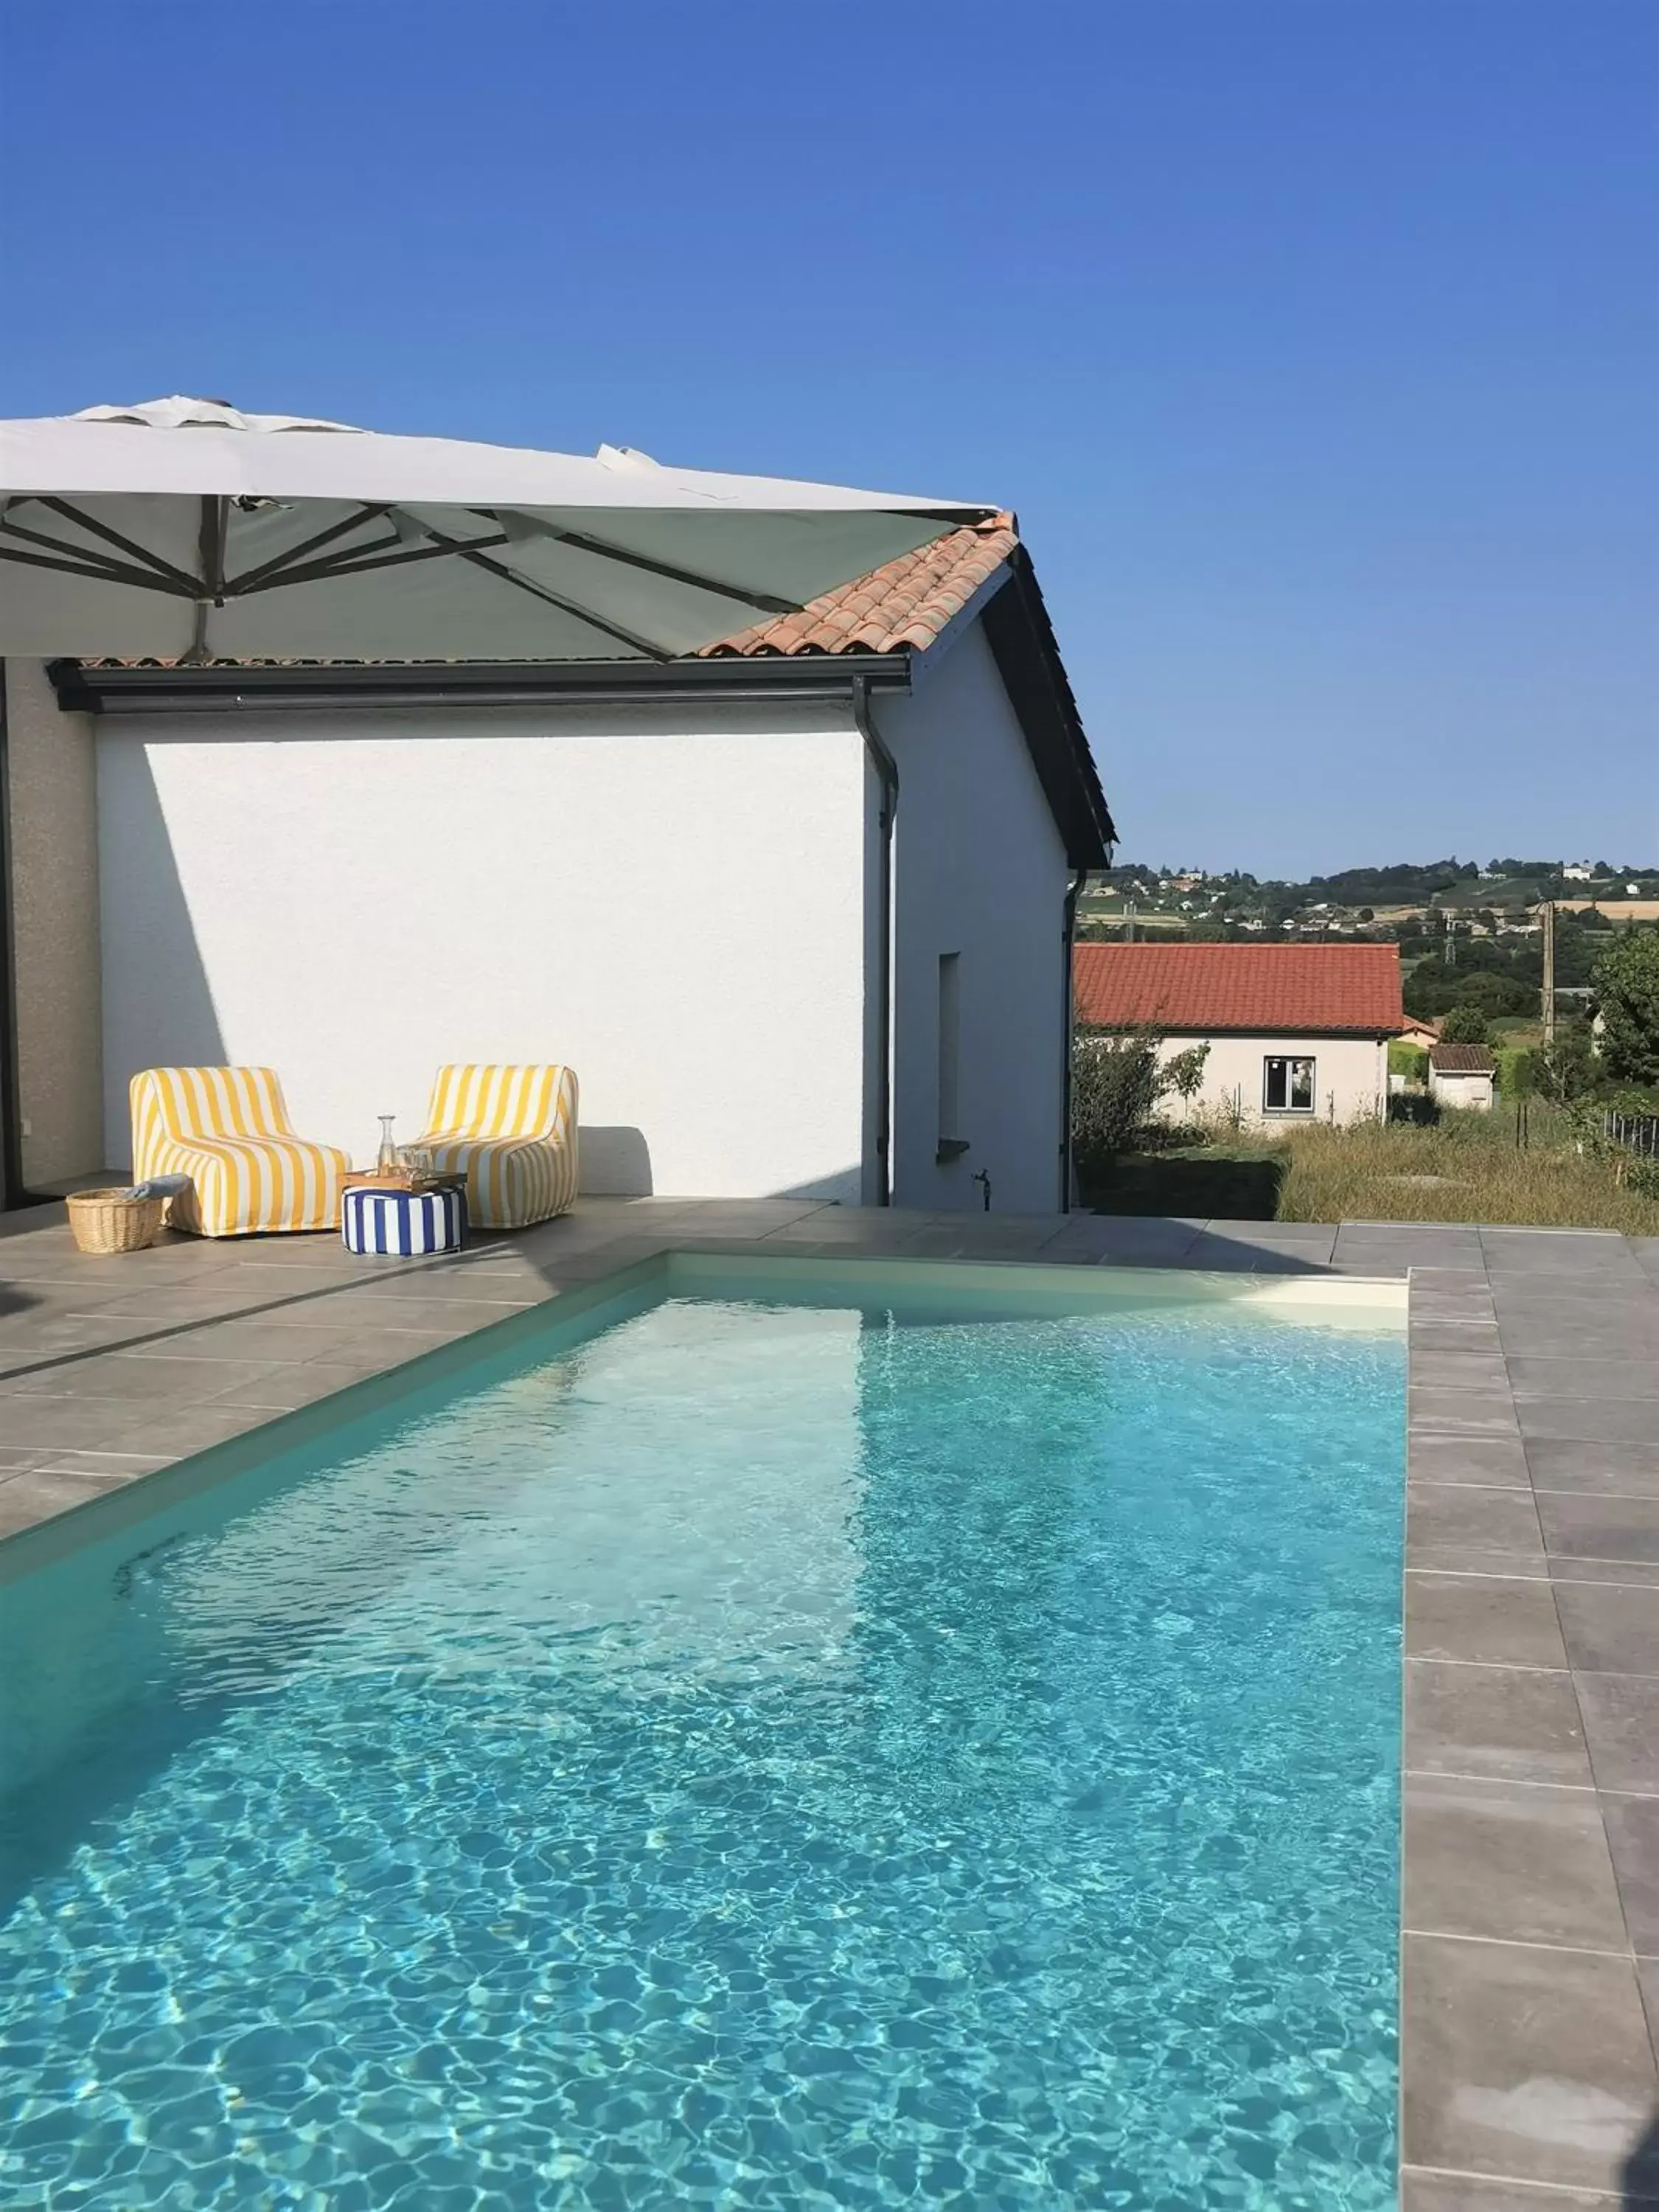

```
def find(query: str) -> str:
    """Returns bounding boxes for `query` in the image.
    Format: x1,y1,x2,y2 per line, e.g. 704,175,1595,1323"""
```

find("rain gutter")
0,663,41,1209
50,655,914,716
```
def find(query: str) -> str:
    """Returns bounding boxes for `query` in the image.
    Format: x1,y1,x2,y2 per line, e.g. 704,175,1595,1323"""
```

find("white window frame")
1262,1054,1317,1115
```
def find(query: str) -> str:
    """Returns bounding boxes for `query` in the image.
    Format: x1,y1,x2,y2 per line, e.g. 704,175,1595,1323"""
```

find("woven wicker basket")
66,1188,167,1256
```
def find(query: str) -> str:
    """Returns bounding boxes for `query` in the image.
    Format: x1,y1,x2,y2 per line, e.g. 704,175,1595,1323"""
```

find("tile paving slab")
1401,1935,1659,2197
1402,1226,1659,2201
1405,1573,1571,1669
2,1200,1658,2194
1403,1773,1627,1952
1407,1483,1547,1554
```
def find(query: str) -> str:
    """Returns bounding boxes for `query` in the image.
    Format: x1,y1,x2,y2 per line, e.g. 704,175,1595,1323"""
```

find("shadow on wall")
580,1127,654,1197
772,1169,865,1203
107,748,655,1192
101,748,225,1164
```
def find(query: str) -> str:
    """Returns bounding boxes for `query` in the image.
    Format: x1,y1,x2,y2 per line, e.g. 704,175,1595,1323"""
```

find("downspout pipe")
1059,858,1091,1211
0,661,39,1211
850,669,897,1206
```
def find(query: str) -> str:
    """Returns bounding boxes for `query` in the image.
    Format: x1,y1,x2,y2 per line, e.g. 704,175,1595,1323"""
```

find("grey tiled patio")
4,1198,1659,2205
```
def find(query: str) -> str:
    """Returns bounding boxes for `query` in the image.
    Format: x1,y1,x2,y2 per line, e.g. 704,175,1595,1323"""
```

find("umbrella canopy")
0,397,996,662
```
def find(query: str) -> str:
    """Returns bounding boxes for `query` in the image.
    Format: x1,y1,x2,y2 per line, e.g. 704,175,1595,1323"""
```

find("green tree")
1071,1031,1211,1175
1440,1005,1492,1046
1403,964,1533,1020
1537,1023,1597,1102
1594,930,1659,1084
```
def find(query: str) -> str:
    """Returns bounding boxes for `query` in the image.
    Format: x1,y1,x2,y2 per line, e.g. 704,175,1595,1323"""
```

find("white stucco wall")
1152,1032,1390,1127
880,619,1071,1214
1430,1068,1496,1112
4,660,103,1186
95,701,870,1199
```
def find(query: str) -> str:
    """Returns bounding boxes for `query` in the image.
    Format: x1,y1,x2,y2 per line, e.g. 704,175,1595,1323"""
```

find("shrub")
1440,1005,1492,1046
1603,1085,1659,1118
1133,1118,1214,1154
1495,1047,1537,1098
1188,1093,1248,1141
1388,1091,1439,1126
1536,1024,1597,1102
1388,1040,1429,1082
1071,1032,1163,1178
1071,1029,1211,1177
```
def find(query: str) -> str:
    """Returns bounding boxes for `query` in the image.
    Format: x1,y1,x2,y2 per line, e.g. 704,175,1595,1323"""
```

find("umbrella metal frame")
0,493,812,662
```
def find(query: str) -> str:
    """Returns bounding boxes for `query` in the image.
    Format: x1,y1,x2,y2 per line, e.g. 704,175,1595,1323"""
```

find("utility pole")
1124,899,1136,944
1541,900,1556,1044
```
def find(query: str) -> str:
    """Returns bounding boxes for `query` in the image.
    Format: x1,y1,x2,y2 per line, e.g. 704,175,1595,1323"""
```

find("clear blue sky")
2,0,1655,877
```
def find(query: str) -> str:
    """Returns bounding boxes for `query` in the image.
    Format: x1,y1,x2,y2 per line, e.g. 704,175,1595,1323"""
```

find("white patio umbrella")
0,397,996,662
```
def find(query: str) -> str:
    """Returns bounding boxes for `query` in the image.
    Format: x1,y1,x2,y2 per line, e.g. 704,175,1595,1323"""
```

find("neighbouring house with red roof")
7,509,1113,1211
1073,942,1405,1127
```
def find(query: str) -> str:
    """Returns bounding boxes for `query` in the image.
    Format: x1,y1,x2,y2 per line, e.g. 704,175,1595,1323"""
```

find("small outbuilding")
1427,1043,1498,1112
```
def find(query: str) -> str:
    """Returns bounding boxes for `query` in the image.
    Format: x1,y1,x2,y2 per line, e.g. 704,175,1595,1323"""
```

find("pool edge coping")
0,1248,1408,1585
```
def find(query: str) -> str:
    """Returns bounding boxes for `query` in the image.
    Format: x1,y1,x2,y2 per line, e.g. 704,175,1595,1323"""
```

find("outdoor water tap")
971,1169,992,1212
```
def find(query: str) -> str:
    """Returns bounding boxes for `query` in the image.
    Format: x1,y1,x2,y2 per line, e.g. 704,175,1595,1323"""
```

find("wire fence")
1509,1096,1581,1152
1605,1111,1659,1160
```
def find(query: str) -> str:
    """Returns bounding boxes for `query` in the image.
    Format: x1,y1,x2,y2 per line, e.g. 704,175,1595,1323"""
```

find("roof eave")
978,550,1115,872
1079,1020,1403,1038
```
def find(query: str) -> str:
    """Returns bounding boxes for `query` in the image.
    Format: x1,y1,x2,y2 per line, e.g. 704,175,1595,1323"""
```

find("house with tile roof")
1073,942,1405,1127
1396,1015,1443,1049
6,511,1113,1211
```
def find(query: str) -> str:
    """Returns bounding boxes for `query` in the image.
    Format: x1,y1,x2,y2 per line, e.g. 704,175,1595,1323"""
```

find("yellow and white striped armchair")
130,1066,350,1238
417,1064,579,1229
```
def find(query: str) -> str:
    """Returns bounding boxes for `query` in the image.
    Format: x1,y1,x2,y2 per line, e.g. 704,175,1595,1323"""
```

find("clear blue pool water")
0,1275,1405,2210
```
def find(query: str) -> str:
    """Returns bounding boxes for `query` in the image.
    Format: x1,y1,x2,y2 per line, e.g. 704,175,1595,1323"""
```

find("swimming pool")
0,1259,1405,2209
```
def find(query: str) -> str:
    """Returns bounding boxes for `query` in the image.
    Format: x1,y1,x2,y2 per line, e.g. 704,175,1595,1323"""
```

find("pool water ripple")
0,1292,1403,2208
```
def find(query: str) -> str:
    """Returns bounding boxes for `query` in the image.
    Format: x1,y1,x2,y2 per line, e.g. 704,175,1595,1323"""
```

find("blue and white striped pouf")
342,1183,467,1257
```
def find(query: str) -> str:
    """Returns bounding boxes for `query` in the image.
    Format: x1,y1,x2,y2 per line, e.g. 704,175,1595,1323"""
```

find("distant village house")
1072,943,1404,1127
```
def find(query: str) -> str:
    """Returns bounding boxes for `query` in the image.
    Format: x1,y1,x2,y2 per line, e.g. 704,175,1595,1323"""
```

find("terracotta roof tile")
1429,1043,1497,1073
1073,943,1405,1035
698,512,1018,657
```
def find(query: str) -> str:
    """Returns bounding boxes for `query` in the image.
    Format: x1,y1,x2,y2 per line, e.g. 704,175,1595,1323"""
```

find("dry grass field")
1272,1116,1659,1233
1086,1107,1659,1231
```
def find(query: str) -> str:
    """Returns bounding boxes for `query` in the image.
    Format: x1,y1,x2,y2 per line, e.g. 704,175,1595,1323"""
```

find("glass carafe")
376,1115,397,1175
